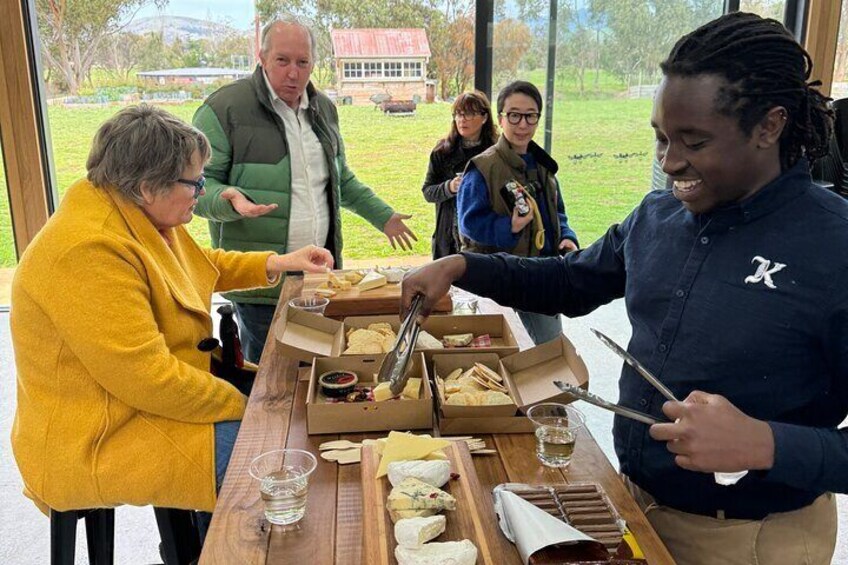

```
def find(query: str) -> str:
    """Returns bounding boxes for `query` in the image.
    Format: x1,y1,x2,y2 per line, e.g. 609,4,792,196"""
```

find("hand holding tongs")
377,294,424,396
553,381,660,425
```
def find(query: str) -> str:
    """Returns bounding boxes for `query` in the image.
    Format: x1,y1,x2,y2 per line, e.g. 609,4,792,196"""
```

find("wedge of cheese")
388,460,451,488
357,271,387,291
394,515,446,548
375,432,451,478
395,540,478,565
402,378,422,400
373,382,396,402
386,477,455,523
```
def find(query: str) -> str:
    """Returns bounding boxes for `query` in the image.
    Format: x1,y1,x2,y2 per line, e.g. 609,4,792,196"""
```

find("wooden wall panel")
805,0,843,97
0,0,50,258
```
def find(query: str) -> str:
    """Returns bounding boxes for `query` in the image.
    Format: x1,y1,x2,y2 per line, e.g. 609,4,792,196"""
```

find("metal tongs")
591,328,678,402
553,381,660,425
377,294,424,395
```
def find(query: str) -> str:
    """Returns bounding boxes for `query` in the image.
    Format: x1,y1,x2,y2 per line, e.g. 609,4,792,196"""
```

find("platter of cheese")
361,432,517,564
302,270,452,317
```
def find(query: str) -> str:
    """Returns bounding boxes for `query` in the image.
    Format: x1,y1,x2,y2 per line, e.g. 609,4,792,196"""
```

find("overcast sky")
134,1,256,30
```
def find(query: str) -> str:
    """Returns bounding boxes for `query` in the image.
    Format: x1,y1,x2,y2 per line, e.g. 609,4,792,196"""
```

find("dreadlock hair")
661,11,833,170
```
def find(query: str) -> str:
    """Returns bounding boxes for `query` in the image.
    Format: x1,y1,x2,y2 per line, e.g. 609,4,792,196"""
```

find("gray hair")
86,104,210,204
260,17,318,63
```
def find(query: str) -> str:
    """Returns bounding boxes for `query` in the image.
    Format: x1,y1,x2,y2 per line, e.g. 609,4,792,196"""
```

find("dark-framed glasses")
176,175,206,198
501,112,541,126
453,111,482,121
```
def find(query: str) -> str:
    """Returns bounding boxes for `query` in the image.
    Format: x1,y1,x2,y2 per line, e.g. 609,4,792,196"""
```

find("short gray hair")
86,104,210,204
260,17,318,63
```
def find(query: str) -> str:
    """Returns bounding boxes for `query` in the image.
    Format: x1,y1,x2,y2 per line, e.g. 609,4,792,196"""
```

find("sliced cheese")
386,478,456,524
395,540,478,565
365,435,448,461
388,460,451,488
402,378,422,400
357,271,387,291
373,382,396,402
394,515,446,548
376,432,450,478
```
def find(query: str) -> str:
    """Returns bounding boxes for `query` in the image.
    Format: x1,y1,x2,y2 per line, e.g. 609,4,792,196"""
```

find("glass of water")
527,403,585,468
249,449,318,527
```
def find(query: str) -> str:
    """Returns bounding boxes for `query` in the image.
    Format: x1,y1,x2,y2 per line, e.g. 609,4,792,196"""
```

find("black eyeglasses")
453,111,482,121
176,175,206,198
501,112,541,126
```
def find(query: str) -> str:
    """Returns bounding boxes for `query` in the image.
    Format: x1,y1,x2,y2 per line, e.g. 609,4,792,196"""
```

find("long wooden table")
200,276,674,564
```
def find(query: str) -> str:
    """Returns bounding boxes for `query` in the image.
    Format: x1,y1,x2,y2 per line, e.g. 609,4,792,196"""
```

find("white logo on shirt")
744,256,786,289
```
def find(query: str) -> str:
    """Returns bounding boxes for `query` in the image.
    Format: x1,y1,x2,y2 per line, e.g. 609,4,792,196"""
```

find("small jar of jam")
318,370,359,398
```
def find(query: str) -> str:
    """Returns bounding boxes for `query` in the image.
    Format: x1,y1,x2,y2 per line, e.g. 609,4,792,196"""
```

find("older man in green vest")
193,17,416,363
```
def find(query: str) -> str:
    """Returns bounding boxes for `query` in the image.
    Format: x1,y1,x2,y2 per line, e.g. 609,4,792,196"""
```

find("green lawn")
0,97,655,267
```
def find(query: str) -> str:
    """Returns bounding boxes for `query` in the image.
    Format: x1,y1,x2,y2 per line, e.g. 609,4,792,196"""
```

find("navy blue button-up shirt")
457,161,848,519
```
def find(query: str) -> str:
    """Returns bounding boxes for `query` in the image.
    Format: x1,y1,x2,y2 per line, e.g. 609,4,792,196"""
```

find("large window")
739,0,785,20
30,1,256,250
833,1,848,101
403,61,424,78
489,1,724,246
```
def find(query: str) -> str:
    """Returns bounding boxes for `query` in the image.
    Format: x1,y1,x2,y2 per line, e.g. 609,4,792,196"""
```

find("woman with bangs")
422,91,498,259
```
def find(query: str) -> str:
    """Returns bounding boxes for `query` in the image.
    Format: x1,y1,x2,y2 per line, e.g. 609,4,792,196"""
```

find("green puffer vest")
461,135,562,257
193,65,394,304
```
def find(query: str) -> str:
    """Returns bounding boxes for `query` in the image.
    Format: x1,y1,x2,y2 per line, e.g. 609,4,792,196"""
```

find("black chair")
50,506,201,565
810,129,848,197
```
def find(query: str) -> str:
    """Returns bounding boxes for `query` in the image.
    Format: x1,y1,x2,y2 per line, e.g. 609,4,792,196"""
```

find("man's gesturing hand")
221,188,278,218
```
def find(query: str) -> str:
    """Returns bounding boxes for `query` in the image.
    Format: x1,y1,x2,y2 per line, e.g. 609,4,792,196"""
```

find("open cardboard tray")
302,270,452,317
361,440,518,565
344,314,520,361
275,309,520,364
431,335,589,435
306,352,433,434
275,306,346,362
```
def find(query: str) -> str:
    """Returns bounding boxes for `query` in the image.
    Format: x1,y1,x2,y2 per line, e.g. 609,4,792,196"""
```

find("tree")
429,0,474,98
36,0,167,94
493,18,533,92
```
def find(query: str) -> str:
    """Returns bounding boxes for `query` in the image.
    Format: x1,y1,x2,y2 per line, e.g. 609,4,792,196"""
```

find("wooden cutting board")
302,271,452,317
360,441,520,565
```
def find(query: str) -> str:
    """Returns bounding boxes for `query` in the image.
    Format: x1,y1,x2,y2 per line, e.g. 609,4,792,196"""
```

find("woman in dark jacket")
422,91,498,258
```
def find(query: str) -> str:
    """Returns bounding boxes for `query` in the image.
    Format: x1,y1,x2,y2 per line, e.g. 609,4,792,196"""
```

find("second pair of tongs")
377,294,424,395
553,381,660,425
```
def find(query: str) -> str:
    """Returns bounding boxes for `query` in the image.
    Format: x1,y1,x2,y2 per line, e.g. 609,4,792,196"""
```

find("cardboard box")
499,335,589,409
306,353,433,435
344,314,520,360
274,306,346,363
430,335,589,434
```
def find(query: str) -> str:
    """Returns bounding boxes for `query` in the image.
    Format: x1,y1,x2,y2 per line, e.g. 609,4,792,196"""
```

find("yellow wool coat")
11,179,275,513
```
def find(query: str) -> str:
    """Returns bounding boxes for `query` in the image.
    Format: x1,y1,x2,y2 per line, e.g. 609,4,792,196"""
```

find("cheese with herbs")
386,477,455,523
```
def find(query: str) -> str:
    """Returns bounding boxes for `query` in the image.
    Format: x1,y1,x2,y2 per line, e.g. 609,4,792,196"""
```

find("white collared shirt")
263,71,330,252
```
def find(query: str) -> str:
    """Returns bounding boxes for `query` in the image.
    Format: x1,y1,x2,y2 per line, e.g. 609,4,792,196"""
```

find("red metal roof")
330,28,431,59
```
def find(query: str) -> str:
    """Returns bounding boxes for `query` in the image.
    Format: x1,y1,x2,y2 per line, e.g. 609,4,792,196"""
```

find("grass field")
0,95,655,267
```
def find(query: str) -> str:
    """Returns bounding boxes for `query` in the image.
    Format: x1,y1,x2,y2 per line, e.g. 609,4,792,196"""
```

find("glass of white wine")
249,449,318,528
527,403,585,468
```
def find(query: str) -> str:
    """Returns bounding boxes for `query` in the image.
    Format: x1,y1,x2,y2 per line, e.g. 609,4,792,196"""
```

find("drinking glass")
249,449,318,526
288,296,330,315
527,403,585,468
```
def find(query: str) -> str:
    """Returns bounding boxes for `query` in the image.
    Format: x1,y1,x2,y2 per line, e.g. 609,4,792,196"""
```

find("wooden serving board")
302,271,452,317
360,441,520,565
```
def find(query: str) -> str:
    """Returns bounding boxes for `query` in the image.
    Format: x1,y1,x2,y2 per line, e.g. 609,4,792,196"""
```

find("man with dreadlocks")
401,12,845,564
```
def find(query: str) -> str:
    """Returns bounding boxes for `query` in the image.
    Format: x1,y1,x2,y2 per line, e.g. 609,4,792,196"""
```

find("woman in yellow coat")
10,105,333,525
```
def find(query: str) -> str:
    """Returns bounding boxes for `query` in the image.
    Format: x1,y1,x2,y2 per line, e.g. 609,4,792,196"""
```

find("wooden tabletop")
200,276,674,564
